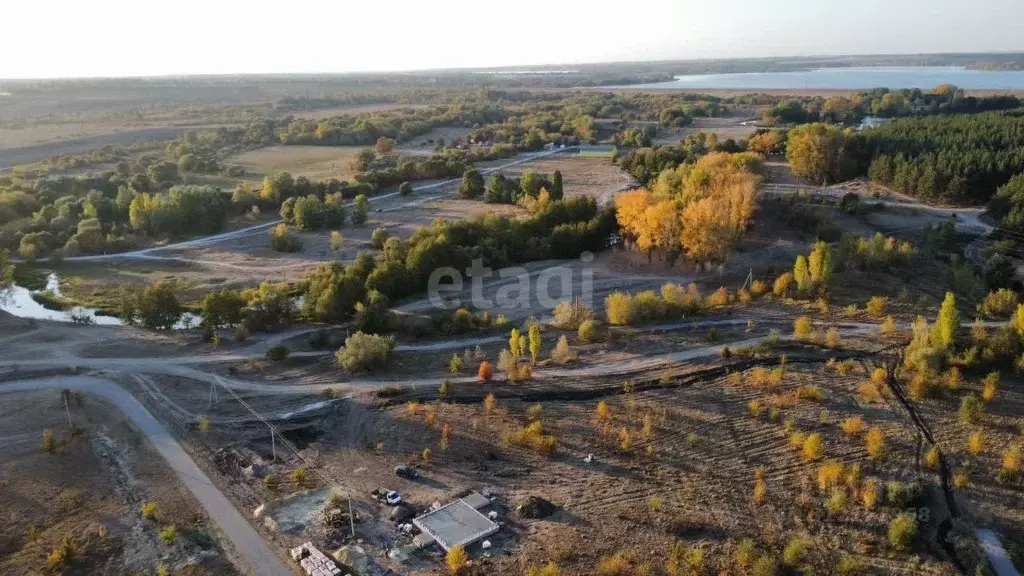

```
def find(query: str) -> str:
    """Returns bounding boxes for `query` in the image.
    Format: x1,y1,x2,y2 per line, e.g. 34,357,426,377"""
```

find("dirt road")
0,375,293,576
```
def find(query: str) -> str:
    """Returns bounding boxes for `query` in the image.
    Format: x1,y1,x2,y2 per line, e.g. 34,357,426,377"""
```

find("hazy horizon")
3,0,1024,80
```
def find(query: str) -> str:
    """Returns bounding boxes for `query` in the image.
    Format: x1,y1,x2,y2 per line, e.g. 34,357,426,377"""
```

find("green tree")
794,254,812,293
129,193,154,232
351,194,370,225
374,136,396,155
550,170,564,200
509,328,526,361
0,249,13,298
399,181,413,196
133,282,183,330
459,169,484,199
201,289,246,328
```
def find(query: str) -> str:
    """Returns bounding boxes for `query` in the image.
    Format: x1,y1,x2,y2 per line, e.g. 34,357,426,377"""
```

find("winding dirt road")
0,375,292,576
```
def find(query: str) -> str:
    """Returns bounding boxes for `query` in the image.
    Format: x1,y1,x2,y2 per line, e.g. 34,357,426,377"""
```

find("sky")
2,0,1023,79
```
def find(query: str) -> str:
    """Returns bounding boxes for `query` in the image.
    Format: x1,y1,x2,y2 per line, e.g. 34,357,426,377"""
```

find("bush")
506,421,557,455
269,223,302,252
141,501,159,520
551,335,574,364
478,360,493,381
266,344,290,361
752,557,778,576
796,385,824,402
448,354,464,374
370,227,389,249
264,475,278,489
1002,445,1022,480
528,562,562,576
887,513,918,551
335,332,396,372
578,319,600,342
866,296,887,318
751,280,768,296
981,288,1017,318
159,524,177,545
835,556,868,576
802,433,823,461
866,427,885,459
982,371,1000,402
885,481,923,508
841,416,866,436
706,286,730,307
596,551,632,576
773,272,794,296
968,431,985,455
291,467,308,487
782,537,813,567
793,316,813,340
446,545,468,575
41,428,57,453
924,446,941,470
827,488,848,515
817,460,844,490
552,298,594,329
959,394,983,424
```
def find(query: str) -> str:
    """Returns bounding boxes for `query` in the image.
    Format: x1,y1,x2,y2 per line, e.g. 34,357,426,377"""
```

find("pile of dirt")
516,496,557,519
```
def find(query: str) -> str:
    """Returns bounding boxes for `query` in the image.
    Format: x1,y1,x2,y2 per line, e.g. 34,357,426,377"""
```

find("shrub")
478,360,493,381
528,562,562,576
953,470,970,489
880,315,897,334
735,539,757,570
835,556,868,576
773,272,794,296
802,433,823,461
817,460,844,490
439,380,453,397
825,327,840,348
753,474,768,504
796,385,824,402
866,296,887,318
924,446,941,470
595,400,611,421
291,467,308,487
446,545,468,575
866,427,885,459
706,286,730,307
1001,445,1022,480
793,316,813,340
958,395,983,424
370,227,389,249
551,335,574,364
841,416,866,436
422,447,432,461
748,399,763,418
605,291,635,325
618,427,633,452
968,431,985,455
981,288,1017,318
578,319,600,342
885,481,923,508
41,428,57,453
507,421,557,455
336,332,396,372
887,513,918,551
552,298,594,329
141,501,159,520
264,475,278,489
752,557,778,576
782,537,812,567
449,354,464,374
266,344,290,361
329,230,343,250
982,371,999,402
47,534,77,569
596,551,632,576
862,479,881,509
751,280,768,296
159,524,177,545
827,488,848,515
269,223,302,252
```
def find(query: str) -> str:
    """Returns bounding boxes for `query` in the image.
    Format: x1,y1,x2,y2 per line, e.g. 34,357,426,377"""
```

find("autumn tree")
808,241,833,289
794,255,811,293
936,291,959,349
528,322,542,363
374,136,396,155
786,123,853,185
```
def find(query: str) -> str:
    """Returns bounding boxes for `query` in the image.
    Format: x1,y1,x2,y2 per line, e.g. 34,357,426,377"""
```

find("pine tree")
937,291,959,349
550,170,564,200
794,255,811,293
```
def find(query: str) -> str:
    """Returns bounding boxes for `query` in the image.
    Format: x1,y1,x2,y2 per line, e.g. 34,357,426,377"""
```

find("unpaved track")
0,376,292,576
53,148,574,265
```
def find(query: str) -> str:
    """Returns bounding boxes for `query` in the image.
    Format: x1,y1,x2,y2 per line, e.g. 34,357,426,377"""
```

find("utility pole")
62,391,72,428
271,428,276,461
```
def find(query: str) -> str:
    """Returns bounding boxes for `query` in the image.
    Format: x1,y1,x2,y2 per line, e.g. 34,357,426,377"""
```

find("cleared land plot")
653,116,759,144
228,145,365,182
491,156,636,203
0,390,239,576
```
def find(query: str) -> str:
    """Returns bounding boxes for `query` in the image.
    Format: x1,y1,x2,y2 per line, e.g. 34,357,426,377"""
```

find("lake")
613,67,1024,91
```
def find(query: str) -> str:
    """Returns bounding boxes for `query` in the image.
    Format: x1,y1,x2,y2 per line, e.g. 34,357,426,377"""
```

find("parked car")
385,490,402,506
395,465,419,479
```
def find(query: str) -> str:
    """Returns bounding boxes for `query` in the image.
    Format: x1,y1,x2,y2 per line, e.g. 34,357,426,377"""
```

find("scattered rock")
516,496,557,519
253,504,267,519
332,545,389,576
263,516,279,532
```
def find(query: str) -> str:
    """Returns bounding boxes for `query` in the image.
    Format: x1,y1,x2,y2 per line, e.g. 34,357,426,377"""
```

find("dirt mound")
516,496,557,519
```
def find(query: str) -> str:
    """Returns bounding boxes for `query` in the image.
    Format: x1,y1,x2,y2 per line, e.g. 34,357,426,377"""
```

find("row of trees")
299,196,616,325
615,152,762,264
461,169,563,205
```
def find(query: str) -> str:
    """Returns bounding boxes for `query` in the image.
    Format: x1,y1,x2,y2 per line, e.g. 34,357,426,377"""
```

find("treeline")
760,85,1022,125
619,133,741,184
298,196,616,326
479,170,563,205
352,145,517,189
861,110,1024,205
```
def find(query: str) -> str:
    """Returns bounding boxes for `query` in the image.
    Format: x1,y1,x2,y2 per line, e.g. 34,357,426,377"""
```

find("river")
613,66,1024,91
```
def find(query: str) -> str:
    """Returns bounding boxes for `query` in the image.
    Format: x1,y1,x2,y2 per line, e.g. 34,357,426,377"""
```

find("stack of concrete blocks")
289,542,345,576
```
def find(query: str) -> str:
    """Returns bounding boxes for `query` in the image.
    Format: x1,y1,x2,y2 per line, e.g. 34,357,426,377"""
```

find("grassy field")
227,145,365,182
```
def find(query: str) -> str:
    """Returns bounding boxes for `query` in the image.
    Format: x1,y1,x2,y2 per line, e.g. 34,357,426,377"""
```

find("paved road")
978,528,1021,576
0,376,292,576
